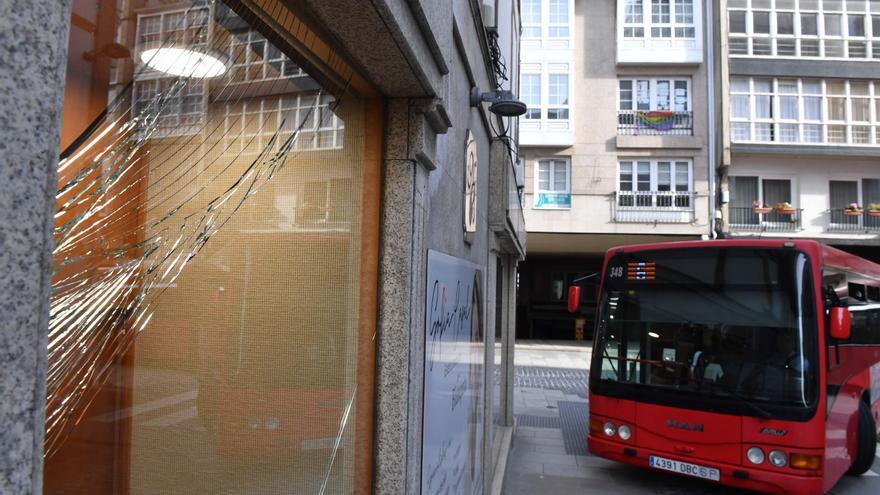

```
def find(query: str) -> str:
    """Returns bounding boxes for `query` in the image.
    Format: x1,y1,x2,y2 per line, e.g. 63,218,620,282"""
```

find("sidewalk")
503,340,622,493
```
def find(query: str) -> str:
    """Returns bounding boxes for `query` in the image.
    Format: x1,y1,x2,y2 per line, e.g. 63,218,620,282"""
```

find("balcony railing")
614,191,695,223
618,110,693,136
729,206,802,233
826,209,880,233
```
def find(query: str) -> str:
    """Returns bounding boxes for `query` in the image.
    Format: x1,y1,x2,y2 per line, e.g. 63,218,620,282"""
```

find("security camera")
470,87,528,117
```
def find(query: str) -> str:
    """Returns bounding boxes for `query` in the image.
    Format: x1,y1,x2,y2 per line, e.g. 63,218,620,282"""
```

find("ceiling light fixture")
140,47,228,79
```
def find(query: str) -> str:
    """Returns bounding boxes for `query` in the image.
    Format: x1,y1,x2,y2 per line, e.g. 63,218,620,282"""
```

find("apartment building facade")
517,0,714,339
718,0,880,257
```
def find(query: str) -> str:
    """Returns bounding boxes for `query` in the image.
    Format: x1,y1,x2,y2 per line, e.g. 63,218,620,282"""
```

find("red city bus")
570,240,880,495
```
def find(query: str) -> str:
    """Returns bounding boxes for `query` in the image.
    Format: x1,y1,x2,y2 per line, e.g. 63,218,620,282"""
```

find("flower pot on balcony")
844,209,864,216
868,210,880,217
753,207,772,214
776,208,796,215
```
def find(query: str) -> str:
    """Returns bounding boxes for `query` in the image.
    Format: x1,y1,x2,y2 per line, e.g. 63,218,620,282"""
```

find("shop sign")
422,250,484,495
535,192,571,209
464,131,477,233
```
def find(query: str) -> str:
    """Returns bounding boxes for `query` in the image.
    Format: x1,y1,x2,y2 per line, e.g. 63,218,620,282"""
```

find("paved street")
503,341,880,495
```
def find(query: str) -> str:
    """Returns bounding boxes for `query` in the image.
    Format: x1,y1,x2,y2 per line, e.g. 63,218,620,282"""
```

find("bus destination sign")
627,261,656,281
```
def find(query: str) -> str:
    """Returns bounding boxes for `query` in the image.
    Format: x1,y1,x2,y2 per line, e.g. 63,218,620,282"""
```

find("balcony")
826,209,880,233
618,111,693,136
614,191,695,223
489,143,526,259
729,207,802,233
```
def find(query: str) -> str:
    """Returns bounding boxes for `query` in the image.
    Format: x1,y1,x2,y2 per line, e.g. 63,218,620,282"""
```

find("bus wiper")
717,389,772,419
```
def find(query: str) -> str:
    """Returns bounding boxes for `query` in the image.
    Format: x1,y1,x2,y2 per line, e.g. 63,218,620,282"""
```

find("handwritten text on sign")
422,250,484,495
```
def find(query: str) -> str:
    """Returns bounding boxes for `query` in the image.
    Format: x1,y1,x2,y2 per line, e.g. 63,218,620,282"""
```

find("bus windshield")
591,247,819,420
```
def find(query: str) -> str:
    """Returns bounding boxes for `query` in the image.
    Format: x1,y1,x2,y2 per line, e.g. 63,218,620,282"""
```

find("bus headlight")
768,450,787,468
747,447,765,465
618,425,632,440
603,422,616,437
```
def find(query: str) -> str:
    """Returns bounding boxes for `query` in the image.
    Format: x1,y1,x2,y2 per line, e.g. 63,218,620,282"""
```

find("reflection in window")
48,2,372,494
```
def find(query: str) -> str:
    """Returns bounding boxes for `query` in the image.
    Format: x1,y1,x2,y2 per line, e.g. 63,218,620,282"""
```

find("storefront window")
47,1,377,493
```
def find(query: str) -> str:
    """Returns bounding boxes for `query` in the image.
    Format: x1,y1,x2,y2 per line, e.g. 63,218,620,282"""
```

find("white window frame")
520,68,542,120
136,7,210,80
521,0,574,48
728,174,798,226
133,7,211,137
533,158,571,209
521,63,572,124
621,0,697,40
728,0,880,60
729,174,797,205
618,160,693,192
521,0,544,41
827,175,880,208
227,30,305,84
223,92,345,154
729,76,880,146
618,78,692,111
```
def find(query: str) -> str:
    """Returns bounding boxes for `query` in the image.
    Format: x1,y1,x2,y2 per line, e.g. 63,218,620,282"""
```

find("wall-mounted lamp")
140,47,228,79
470,87,528,117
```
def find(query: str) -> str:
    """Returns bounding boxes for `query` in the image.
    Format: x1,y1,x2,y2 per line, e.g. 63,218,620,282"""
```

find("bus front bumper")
588,435,824,495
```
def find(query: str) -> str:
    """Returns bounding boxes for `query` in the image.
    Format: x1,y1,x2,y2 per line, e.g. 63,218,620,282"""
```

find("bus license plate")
649,456,720,481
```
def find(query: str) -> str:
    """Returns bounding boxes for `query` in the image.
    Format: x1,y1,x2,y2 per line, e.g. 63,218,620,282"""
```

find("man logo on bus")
666,419,704,432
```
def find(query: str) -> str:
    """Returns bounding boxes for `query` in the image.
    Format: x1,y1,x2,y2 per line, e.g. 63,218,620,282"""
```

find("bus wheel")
847,399,877,476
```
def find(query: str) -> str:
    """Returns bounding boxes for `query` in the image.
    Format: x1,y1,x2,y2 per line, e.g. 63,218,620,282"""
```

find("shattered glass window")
46,1,374,493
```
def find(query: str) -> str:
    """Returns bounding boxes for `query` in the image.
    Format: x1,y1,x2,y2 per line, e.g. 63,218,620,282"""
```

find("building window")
548,0,571,38
728,0,880,59
522,0,543,39
521,63,571,123
521,73,542,120
624,0,645,37
522,0,572,45
222,93,344,155
827,178,880,230
133,78,205,136
133,7,209,137
548,73,570,119
729,176,798,228
228,30,305,83
617,160,692,207
618,78,692,135
730,77,880,146
534,158,571,209
623,0,696,39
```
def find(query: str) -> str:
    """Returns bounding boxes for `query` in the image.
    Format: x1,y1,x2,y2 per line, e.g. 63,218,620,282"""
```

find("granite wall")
0,0,72,492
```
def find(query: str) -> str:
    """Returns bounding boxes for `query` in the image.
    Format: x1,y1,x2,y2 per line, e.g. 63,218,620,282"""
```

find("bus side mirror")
829,307,851,340
567,286,581,313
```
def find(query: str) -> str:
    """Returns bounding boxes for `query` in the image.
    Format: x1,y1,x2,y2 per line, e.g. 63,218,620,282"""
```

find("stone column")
0,0,72,492
373,98,444,495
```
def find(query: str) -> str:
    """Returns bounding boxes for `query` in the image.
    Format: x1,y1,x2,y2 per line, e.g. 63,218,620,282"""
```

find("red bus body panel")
588,239,880,495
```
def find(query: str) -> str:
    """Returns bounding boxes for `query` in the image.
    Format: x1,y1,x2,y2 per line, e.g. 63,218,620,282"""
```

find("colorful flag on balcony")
636,110,675,131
